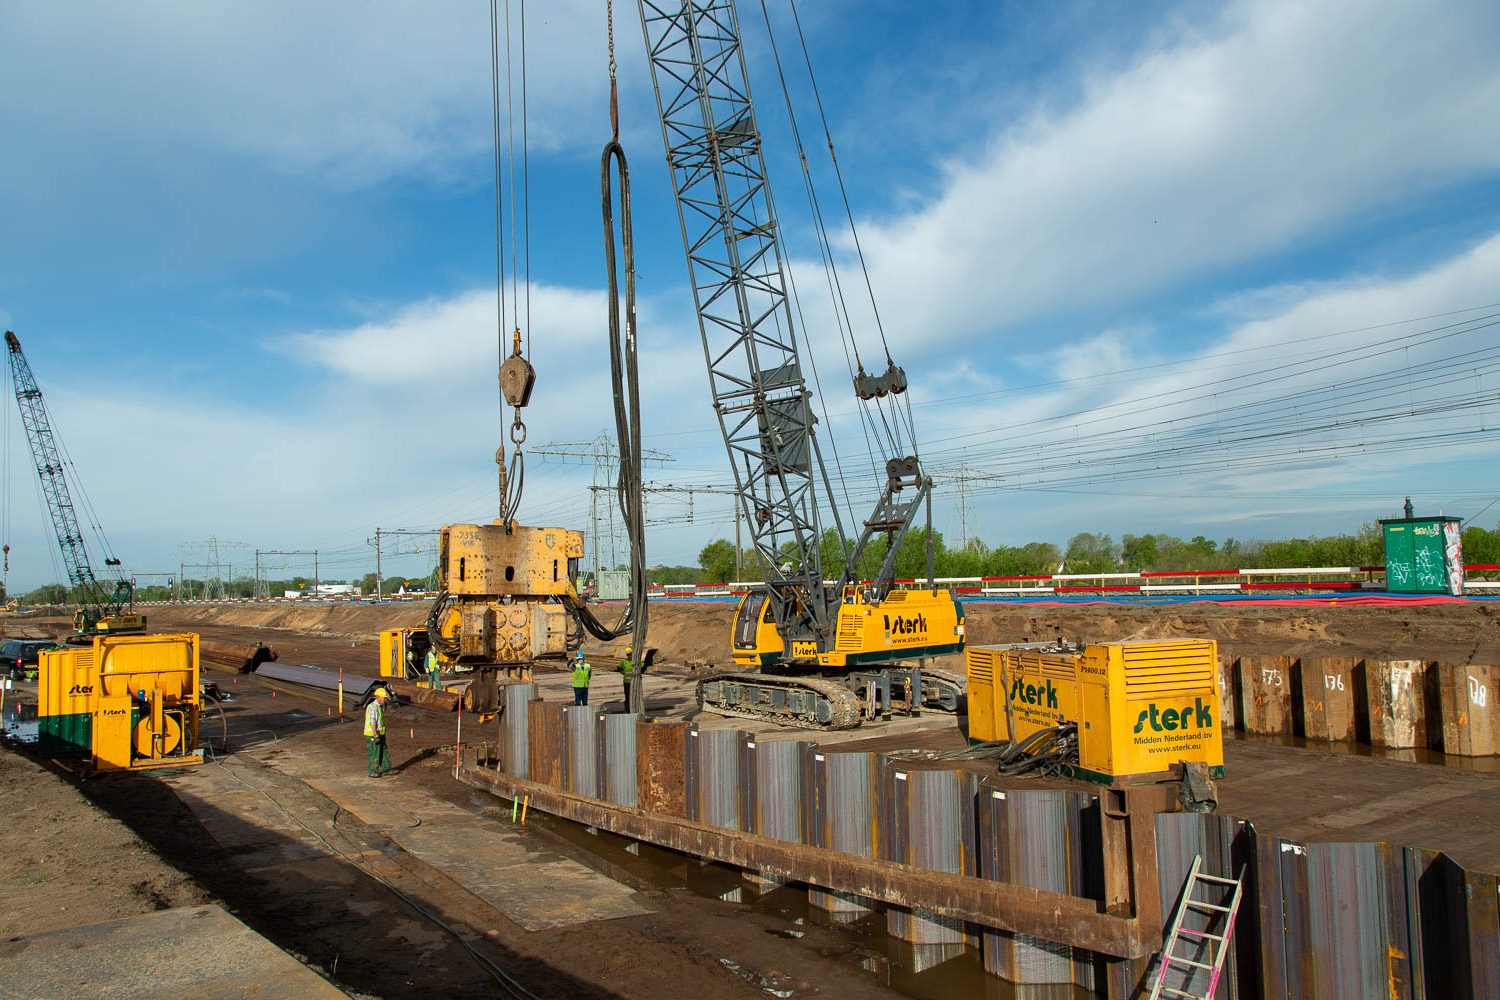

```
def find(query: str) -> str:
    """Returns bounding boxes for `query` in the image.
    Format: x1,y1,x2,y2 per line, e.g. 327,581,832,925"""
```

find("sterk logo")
67,683,94,696
1133,698,1214,734
882,613,928,635
1008,677,1058,709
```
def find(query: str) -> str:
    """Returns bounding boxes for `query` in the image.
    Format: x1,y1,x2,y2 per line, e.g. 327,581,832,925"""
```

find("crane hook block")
853,362,908,400
499,351,536,409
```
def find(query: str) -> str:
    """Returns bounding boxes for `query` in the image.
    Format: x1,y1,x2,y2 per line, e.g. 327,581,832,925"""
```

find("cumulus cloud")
855,0,1500,350
0,1,635,184
914,230,1500,537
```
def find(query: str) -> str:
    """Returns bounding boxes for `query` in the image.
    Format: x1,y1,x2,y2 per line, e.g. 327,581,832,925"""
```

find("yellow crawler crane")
37,633,202,771
637,8,967,729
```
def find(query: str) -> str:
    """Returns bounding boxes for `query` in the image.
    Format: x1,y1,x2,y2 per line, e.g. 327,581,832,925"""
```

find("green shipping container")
1380,515,1463,595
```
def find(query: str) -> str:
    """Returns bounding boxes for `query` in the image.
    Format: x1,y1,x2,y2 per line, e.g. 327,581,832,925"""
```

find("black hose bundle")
426,589,461,658
993,722,1080,777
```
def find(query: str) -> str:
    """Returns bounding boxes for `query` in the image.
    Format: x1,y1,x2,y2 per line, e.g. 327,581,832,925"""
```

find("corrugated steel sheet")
807,751,878,917
599,711,640,807
564,705,597,796
687,728,742,830
1153,812,1252,999
979,787,1096,987
748,738,809,844
883,766,971,946
527,700,567,789
1306,841,1413,997
500,682,537,779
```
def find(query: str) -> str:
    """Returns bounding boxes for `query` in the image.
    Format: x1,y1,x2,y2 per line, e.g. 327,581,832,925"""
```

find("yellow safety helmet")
373,687,390,699
625,646,632,654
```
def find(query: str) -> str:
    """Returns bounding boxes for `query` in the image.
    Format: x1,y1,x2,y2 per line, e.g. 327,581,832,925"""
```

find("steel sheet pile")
476,688,1500,996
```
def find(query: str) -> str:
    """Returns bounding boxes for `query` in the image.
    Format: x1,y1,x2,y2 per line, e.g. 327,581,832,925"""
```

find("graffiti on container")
1414,547,1442,588
1323,673,1346,692
1470,675,1488,707
1389,562,1413,586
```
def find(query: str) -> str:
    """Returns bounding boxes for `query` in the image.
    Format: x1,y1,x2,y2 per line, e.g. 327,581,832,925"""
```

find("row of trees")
693,522,1500,584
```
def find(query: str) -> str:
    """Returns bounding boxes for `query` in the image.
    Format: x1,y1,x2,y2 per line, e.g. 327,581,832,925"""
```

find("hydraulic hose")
426,589,461,658
602,137,649,707
554,136,649,712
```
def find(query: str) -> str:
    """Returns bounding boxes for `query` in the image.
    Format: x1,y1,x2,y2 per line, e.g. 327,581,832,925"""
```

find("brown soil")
0,749,212,939
8,597,1499,999
141,596,1500,670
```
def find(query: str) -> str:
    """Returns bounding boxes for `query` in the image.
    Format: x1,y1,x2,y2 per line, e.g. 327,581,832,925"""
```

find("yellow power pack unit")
965,639,1223,784
378,627,433,683
37,633,202,772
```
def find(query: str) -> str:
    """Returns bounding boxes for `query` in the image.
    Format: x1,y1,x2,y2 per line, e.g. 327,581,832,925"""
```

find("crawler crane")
634,1,965,728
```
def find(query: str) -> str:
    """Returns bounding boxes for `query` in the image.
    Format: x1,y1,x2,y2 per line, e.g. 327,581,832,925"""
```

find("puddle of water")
517,805,1095,999
1230,730,1500,773
2,698,39,745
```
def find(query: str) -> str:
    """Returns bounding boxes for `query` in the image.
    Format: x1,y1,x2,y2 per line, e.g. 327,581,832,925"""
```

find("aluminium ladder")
1148,854,1245,1000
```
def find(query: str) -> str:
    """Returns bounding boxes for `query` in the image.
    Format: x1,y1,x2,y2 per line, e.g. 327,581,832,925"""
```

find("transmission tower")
532,432,674,574
180,537,248,600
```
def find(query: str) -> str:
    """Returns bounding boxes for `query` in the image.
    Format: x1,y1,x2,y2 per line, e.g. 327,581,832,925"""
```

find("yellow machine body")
74,610,147,636
965,639,1223,784
731,588,965,669
378,627,434,684
37,633,201,772
435,522,582,666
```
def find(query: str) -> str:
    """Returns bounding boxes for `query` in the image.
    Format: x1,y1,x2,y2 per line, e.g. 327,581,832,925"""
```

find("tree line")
689,522,1500,584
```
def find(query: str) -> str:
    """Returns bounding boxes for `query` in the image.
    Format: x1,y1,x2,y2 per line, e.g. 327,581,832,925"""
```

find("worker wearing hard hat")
365,687,392,778
570,651,593,706
424,647,441,691
617,646,636,712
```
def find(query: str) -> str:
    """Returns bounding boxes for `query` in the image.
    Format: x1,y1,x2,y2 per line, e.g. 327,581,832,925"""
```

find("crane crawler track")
919,667,969,712
697,673,863,731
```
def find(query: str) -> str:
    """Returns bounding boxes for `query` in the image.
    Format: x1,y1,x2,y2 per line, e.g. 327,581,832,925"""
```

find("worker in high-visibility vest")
617,646,635,712
364,687,391,778
570,651,592,706
424,648,441,690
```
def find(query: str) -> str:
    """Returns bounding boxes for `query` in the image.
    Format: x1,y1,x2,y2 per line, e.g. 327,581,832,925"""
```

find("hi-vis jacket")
571,660,593,688
364,699,386,738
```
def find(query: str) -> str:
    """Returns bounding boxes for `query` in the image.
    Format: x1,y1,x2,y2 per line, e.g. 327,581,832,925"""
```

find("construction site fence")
465,689,1498,998
130,562,1500,607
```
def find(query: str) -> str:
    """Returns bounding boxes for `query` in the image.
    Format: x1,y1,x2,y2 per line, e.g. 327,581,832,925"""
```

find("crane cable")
555,0,649,714
490,0,530,524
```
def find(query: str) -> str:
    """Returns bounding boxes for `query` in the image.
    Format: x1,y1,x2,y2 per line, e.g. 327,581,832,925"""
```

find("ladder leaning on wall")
1149,854,1245,1000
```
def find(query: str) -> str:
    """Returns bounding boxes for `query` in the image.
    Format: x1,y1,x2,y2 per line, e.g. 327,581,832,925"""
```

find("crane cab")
731,588,965,670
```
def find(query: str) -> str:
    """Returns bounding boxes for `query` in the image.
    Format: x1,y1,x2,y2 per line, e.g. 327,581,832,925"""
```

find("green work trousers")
366,735,391,776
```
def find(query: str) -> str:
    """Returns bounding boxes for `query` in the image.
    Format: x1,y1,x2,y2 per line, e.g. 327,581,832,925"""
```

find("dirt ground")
4,598,1499,1000
0,749,212,939
130,595,1500,672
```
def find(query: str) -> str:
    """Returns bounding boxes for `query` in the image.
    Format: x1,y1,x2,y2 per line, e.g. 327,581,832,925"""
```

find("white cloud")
1,278,721,590
918,229,1500,537
0,1,635,186
854,0,1500,351
283,285,605,383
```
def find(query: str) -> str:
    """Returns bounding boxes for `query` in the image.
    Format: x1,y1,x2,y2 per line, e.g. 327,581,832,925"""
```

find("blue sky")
2,0,1498,591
